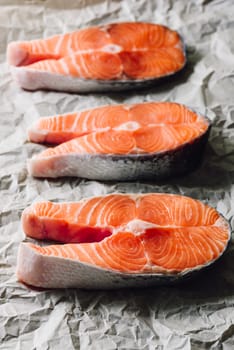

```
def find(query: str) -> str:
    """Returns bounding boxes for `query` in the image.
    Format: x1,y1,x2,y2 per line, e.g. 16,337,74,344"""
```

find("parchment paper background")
0,0,234,349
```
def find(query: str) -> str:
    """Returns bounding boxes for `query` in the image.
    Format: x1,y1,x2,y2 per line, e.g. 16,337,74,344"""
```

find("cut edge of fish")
17,218,231,290
10,59,187,93
27,124,211,181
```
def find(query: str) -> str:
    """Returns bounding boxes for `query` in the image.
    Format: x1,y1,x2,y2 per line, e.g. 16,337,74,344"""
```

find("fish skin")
28,124,211,181
17,241,230,289
16,242,209,289
8,22,186,93
11,64,187,93
16,242,181,289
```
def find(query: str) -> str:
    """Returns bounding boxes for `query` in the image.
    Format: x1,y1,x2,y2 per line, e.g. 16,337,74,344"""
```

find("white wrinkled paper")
0,0,234,348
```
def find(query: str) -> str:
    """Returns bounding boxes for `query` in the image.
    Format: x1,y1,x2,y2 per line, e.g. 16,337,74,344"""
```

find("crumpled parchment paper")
0,0,234,349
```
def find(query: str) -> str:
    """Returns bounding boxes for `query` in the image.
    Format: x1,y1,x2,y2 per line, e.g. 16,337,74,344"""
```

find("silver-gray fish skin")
28,126,211,181
17,230,230,290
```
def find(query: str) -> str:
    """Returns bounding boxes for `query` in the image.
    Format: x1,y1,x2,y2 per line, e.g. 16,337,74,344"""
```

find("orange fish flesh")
17,193,230,289
27,102,210,181
7,22,186,92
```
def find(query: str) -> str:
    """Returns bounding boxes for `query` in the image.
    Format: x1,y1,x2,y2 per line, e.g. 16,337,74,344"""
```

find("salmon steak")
7,22,186,93
28,102,211,181
17,193,230,289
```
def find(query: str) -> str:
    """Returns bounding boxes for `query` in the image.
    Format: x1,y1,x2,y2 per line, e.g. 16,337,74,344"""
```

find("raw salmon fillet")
17,193,230,289
28,102,210,181
7,22,186,92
